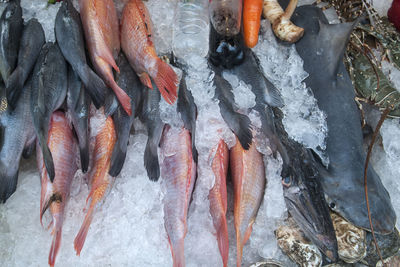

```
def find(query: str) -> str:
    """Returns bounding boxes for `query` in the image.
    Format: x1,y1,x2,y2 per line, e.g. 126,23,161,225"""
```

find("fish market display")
1,0,400,266
37,111,77,267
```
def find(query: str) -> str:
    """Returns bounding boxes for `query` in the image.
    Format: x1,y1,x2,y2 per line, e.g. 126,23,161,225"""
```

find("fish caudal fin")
153,59,178,105
216,219,229,267
79,65,107,109
5,67,24,109
109,78,132,116
109,141,127,177
74,203,95,256
48,227,62,267
144,137,160,181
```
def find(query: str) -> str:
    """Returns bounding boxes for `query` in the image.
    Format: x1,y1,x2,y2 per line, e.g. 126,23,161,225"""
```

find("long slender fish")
230,137,265,267
67,67,90,173
109,53,143,177
291,4,396,234
6,18,45,109
55,0,107,108
0,80,35,203
208,140,229,267
121,0,179,105
161,126,196,267
0,0,23,84
79,0,132,115
139,81,164,181
37,111,77,267
31,43,68,182
74,113,116,255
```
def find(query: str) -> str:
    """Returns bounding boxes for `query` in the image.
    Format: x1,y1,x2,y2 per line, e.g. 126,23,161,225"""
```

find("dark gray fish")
6,18,45,109
362,228,400,266
67,66,89,173
0,0,22,83
274,108,338,262
140,80,164,181
211,67,252,150
177,71,197,162
109,53,142,177
31,42,68,182
55,0,106,108
0,79,35,203
292,5,396,234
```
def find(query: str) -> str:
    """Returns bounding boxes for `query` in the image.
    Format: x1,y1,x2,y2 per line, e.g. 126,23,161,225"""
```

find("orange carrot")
243,0,263,48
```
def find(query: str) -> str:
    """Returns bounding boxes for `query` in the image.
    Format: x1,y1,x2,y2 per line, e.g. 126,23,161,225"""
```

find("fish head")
281,152,338,262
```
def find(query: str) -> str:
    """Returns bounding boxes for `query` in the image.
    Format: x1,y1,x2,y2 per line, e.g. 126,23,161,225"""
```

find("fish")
6,18,45,109
67,67,90,173
79,0,132,115
208,140,229,267
31,42,68,183
230,137,265,267
139,81,164,181
211,68,253,150
109,53,143,177
362,228,400,266
74,112,116,255
291,4,396,234
121,0,179,105
161,126,196,267
55,0,108,109
176,71,197,161
0,79,35,203
37,111,77,267
273,108,338,262
0,0,23,84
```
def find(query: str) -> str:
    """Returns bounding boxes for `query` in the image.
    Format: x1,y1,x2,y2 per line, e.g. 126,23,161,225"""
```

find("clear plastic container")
172,0,210,60
209,0,243,37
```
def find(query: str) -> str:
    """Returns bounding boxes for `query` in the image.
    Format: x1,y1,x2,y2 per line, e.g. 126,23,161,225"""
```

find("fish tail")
48,225,62,267
144,137,160,181
78,65,106,109
216,219,229,267
153,59,178,105
109,78,132,116
74,202,95,256
5,66,24,109
236,229,243,267
109,140,128,177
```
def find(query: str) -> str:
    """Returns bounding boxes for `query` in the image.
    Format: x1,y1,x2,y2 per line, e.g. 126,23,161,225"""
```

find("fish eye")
329,202,336,209
282,176,292,187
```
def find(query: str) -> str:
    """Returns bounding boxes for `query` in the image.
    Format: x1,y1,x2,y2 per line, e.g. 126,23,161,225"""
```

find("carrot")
243,0,264,48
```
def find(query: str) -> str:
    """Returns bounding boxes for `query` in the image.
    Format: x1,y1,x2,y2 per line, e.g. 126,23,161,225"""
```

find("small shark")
291,4,396,235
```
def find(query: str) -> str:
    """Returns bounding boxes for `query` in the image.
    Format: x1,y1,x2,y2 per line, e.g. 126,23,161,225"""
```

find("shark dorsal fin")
317,20,357,77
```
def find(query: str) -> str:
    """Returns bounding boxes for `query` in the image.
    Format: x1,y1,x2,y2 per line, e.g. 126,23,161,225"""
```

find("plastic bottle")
172,0,210,60
209,0,243,37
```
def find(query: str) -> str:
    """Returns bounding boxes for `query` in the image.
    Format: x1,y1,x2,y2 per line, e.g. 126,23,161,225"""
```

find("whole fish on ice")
80,0,132,115
56,0,108,108
6,18,45,109
31,42,68,183
37,111,77,267
161,126,196,267
121,0,179,105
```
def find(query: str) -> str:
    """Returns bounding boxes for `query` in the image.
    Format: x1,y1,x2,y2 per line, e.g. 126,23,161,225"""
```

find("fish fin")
109,140,128,177
39,137,55,182
22,141,36,159
168,237,185,267
108,78,132,116
243,223,253,247
48,226,62,267
236,229,243,267
153,59,178,105
317,20,358,77
74,202,94,256
79,141,89,173
216,218,229,267
104,90,119,117
263,78,284,107
0,168,18,203
144,137,160,181
139,73,153,89
78,65,106,109
98,48,120,73
5,67,24,109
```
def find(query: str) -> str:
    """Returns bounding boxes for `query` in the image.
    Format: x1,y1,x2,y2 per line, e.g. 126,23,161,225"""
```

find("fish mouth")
284,186,339,262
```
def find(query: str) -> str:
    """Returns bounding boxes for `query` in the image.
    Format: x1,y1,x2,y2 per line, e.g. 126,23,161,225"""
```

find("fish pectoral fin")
263,79,284,108
22,141,36,159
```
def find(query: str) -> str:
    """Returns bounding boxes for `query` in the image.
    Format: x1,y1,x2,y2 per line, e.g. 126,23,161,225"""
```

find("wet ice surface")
1,0,400,266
